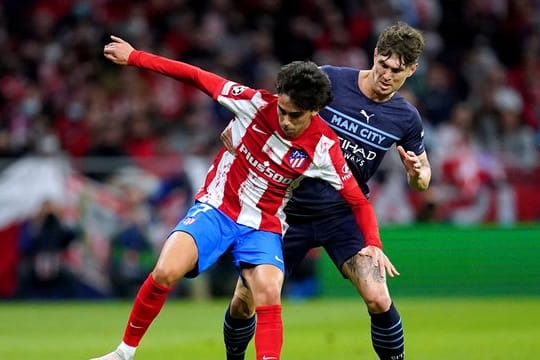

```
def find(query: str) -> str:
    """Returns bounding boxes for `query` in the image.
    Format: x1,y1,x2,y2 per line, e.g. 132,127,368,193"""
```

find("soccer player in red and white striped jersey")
91,35,390,360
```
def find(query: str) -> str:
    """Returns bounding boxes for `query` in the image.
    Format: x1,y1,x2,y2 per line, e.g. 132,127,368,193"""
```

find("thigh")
232,227,285,274
341,253,391,311
171,202,236,277
315,212,366,278
154,231,199,284
282,221,317,277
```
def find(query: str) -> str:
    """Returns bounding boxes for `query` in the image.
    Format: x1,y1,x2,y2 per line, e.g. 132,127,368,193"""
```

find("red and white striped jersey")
128,51,381,248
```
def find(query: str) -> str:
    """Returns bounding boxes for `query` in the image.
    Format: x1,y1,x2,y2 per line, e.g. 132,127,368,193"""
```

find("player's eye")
288,112,303,119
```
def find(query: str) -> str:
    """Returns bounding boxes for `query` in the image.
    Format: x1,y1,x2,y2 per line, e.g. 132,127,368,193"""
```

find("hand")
358,245,400,278
103,35,135,65
397,145,421,178
220,126,236,155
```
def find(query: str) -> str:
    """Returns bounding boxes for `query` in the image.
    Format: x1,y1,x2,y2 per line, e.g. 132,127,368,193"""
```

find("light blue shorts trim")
171,201,284,278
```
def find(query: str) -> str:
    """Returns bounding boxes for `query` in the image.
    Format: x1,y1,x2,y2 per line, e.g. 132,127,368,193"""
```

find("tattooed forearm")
344,254,386,284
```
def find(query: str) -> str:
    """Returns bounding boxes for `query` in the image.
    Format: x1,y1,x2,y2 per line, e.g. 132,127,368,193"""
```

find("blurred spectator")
432,103,504,224
492,87,539,172
17,200,78,299
108,183,155,298
507,34,540,135
418,61,459,126
83,120,132,182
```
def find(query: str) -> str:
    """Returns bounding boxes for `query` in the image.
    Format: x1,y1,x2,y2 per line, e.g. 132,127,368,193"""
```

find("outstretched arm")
103,35,226,98
397,146,431,191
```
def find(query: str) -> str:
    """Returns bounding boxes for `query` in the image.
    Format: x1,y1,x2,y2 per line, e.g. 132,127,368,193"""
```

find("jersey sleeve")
309,135,382,248
214,83,268,125
397,106,425,155
128,50,228,99
128,50,268,129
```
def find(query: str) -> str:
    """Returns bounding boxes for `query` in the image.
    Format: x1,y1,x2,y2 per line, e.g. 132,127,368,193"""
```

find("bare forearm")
407,165,431,191
401,150,431,191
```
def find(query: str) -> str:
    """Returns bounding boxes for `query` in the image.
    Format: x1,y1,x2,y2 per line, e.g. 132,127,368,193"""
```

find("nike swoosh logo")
129,322,144,329
274,255,284,263
262,356,277,360
252,124,266,134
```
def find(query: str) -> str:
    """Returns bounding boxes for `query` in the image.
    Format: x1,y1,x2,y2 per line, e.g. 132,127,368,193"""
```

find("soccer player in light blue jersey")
222,22,431,360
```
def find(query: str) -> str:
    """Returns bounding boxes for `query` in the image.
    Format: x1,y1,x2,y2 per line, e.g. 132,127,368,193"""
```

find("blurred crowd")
1,0,539,299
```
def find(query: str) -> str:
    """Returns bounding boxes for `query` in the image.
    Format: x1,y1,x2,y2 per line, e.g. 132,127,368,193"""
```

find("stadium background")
0,0,539,358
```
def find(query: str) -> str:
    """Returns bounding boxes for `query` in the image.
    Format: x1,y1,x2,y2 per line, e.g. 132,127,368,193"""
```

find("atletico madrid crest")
289,149,308,168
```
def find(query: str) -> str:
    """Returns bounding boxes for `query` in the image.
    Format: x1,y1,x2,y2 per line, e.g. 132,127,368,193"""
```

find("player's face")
276,94,316,138
371,50,417,100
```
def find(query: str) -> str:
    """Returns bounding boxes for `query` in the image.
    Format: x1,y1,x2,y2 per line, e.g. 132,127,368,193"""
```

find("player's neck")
358,70,395,103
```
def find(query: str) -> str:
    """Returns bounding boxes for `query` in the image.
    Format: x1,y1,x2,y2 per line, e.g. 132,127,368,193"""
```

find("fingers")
398,145,418,161
103,53,114,61
376,258,398,278
358,246,400,278
378,258,386,278
386,261,399,277
110,35,127,44
220,127,236,155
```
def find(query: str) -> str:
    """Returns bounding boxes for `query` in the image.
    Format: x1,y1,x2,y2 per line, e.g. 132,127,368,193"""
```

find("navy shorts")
283,210,364,278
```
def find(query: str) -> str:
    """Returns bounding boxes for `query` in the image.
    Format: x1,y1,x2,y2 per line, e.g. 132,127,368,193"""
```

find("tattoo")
344,255,385,284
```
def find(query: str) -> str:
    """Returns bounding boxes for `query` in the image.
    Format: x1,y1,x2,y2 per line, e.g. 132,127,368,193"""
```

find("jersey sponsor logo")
288,149,307,168
330,114,387,144
360,109,375,123
231,85,248,96
340,136,377,167
239,144,293,184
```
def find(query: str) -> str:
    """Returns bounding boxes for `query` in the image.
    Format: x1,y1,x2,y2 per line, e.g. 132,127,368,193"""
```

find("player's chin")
378,84,394,95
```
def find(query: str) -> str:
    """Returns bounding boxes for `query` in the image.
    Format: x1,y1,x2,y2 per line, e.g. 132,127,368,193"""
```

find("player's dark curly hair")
376,21,425,67
275,61,332,111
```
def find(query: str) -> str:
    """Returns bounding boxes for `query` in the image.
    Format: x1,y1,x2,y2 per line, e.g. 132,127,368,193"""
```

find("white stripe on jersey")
221,81,235,96
303,135,343,189
262,133,292,165
217,91,267,129
218,92,267,150
236,169,267,229
197,151,235,207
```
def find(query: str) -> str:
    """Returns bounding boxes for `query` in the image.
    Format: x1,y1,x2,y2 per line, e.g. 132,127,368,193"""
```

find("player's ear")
407,62,418,77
